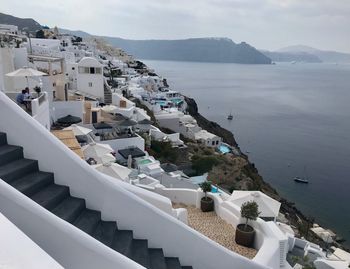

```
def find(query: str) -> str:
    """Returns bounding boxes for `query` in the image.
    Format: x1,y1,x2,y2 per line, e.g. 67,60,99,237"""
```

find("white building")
194,129,222,147
0,24,18,35
75,57,104,99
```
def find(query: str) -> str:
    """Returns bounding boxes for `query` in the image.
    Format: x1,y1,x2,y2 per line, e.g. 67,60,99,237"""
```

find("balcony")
5,91,50,129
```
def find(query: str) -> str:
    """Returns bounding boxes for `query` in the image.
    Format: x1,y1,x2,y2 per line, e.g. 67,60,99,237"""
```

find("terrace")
173,203,257,259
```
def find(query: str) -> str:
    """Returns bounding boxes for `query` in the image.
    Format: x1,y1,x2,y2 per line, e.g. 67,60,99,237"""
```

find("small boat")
294,176,309,184
294,166,309,183
227,110,233,120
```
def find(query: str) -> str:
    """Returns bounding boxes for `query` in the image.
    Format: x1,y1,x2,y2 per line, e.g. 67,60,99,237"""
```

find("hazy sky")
2,0,350,52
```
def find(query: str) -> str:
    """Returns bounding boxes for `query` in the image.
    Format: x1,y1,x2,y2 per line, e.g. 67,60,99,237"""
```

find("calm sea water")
143,59,350,246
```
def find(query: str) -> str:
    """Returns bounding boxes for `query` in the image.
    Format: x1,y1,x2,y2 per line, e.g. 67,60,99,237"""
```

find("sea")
142,59,350,246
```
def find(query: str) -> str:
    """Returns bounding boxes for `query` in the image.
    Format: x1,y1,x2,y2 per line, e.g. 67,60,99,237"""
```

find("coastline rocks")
184,96,238,147
184,95,350,251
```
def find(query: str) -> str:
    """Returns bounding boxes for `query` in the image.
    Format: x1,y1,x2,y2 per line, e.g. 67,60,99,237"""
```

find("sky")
2,0,350,52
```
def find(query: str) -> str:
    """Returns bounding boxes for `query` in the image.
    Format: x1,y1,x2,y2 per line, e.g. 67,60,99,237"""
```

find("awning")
63,124,92,136
229,191,281,218
138,119,153,125
119,119,137,127
57,115,82,125
93,122,113,129
93,162,131,181
118,147,145,159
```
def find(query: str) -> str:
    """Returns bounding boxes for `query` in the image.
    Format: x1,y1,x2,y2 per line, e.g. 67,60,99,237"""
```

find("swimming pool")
171,98,183,105
156,101,167,106
218,144,231,154
137,159,153,165
211,186,222,193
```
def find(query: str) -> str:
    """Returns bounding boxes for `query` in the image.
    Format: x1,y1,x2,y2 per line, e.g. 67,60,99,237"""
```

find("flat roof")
118,147,145,159
28,54,64,62
194,130,217,140
51,130,84,159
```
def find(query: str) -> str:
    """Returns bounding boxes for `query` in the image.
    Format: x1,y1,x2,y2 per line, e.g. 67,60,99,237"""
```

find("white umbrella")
6,67,47,77
63,124,92,136
82,142,113,161
101,105,118,114
319,232,333,243
93,162,131,181
99,153,116,164
6,67,47,88
229,191,281,219
311,227,334,243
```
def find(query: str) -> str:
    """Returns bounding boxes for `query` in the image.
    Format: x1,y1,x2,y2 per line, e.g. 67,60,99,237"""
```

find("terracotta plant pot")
201,197,214,212
235,224,255,247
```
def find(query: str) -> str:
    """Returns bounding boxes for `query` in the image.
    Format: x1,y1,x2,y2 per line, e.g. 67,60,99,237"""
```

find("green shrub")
199,181,212,198
241,201,260,230
150,140,178,162
203,148,212,155
192,156,220,174
229,185,235,193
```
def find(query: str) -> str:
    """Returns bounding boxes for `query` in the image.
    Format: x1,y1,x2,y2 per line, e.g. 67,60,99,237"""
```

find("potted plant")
33,86,41,94
199,181,214,212
235,201,260,247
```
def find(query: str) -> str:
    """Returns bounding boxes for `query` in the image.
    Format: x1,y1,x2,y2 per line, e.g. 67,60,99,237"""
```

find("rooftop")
118,147,145,159
173,203,257,259
51,130,84,159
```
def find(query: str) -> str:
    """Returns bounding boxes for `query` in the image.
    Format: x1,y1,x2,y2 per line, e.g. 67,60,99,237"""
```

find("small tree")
199,181,212,200
241,201,260,231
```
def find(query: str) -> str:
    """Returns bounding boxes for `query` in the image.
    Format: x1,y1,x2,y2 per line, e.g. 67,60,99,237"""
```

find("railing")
38,92,46,105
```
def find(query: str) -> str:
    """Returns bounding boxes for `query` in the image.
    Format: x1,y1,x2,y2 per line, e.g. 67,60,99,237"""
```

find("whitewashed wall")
0,91,269,269
0,212,63,269
52,100,84,121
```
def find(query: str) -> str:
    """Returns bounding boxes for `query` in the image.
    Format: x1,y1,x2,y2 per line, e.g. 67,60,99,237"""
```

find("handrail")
38,92,46,105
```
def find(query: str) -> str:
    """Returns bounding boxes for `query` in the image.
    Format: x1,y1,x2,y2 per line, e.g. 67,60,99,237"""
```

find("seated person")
16,90,26,106
24,87,32,99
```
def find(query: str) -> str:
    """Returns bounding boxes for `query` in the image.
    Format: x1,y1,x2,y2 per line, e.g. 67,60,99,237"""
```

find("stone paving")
173,203,257,259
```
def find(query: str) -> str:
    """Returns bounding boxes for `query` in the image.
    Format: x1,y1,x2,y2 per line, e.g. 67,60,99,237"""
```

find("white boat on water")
294,166,309,183
227,109,233,120
294,176,309,183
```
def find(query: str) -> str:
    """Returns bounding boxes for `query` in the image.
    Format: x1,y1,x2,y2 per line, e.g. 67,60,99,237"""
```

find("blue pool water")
172,98,183,105
156,101,167,106
218,144,231,154
211,186,221,193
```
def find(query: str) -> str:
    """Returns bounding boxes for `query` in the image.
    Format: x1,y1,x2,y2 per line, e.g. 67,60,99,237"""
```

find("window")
78,66,101,74
216,140,219,145
72,67,75,70
212,141,215,146
88,82,93,87
78,67,85,73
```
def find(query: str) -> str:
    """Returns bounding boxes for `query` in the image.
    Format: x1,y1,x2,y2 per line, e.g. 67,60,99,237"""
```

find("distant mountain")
278,45,318,54
261,50,322,63
278,45,350,63
0,12,42,33
60,28,271,64
0,11,271,65
105,37,271,64
58,28,91,38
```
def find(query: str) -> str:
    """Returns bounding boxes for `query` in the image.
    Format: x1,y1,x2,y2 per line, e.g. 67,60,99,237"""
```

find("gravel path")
174,203,257,259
